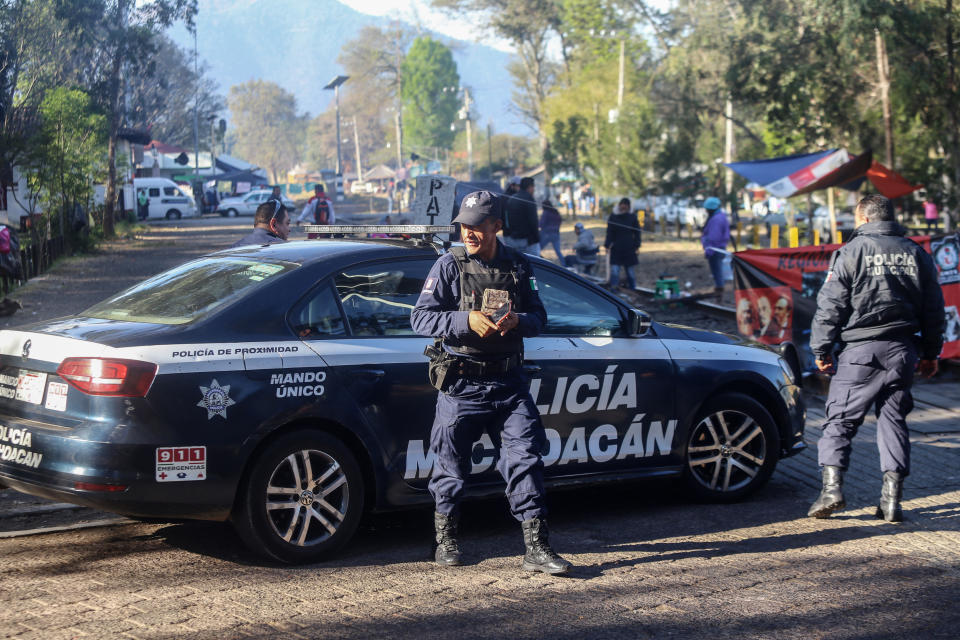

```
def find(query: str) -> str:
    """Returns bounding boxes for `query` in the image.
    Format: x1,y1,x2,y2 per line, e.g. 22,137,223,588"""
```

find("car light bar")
57,357,158,397
302,224,455,237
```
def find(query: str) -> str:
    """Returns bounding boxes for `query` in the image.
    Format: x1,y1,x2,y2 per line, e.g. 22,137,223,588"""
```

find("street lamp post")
323,75,349,202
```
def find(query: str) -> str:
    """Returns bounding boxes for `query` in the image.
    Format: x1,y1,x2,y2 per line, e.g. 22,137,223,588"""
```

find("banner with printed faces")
732,234,960,368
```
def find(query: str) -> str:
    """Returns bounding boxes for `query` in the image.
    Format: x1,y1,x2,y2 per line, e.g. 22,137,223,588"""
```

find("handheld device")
489,301,511,325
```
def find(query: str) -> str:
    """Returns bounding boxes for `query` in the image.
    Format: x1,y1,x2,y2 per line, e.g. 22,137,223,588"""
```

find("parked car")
809,206,856,243
350,181,375,195
0,230,805,563
679,198,709,229
132,178,198,220
216,190,296,217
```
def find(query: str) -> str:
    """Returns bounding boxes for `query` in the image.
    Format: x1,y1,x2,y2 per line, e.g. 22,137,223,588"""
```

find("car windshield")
82,257,298,325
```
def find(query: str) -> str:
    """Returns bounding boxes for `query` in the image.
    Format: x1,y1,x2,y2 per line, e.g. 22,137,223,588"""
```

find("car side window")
335,260,433,337
289,282,346,339
245,193,258,202
163,187,177,196
535,267,625,336
148,188,160,197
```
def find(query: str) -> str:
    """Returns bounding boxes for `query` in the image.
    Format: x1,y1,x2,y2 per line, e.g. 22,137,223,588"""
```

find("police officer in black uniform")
808,194,945,522
410,190,571,574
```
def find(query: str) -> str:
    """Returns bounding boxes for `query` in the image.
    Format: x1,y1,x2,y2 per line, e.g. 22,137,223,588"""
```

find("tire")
165,209,182,220
226,208,238,218
232,430,364,564
683,392,780,502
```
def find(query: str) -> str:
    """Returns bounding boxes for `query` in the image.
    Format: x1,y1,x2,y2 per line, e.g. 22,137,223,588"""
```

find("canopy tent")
726,149,922,200
364,164,396,181
865,161,923,199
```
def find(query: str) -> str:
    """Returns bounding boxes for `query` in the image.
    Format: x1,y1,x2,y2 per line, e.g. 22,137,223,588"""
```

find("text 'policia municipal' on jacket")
810,220,945,359
410,242,547,359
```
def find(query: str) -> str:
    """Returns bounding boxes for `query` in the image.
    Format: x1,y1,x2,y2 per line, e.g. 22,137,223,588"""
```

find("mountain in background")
167,0,525,134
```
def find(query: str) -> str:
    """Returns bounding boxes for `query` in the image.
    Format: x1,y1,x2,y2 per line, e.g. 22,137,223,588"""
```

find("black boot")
807,465,846,518
521,518,571,575
875,471,904,523
433,512,462,566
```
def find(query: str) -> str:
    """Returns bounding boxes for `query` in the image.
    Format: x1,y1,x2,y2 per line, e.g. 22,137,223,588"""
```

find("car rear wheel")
226,208,238,217
683,393,780,502
165,209,182,220
233,430,364,563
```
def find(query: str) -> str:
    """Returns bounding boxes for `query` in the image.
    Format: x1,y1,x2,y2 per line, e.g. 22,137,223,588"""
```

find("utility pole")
875,29,894,168
487,122,494,179
395,111,403,172
464,88,473,182
323,75,349,201
352,115,363,184
193,24,200,193
724,96,735,195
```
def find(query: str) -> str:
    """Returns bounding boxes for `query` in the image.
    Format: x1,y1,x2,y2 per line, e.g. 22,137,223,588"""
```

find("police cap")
452,190,501,226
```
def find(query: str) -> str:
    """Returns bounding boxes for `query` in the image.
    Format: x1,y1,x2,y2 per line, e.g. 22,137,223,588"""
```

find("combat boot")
433,512,462,566
807,465,846,518
875,471,904,523
521,518,571,575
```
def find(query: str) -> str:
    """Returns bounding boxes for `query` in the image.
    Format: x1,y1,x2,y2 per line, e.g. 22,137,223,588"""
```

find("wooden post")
814,229,821,246
752,223,759,246
770,225,780,248
737,221,742,246
788,226,799,247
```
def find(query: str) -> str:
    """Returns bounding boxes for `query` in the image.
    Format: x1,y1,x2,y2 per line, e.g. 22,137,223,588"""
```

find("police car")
0,226,805,563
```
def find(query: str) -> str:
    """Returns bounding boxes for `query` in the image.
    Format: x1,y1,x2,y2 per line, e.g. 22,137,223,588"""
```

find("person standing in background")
701,197,731,299
605,197,640,289
923,196,939,233
539,199,563,264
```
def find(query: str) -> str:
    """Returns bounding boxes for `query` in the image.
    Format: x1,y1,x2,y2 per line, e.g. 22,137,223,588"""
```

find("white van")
133,178,198,220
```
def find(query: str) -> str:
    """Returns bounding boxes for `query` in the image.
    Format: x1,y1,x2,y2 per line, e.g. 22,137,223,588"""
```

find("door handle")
355,369,386,380
522,362,542,374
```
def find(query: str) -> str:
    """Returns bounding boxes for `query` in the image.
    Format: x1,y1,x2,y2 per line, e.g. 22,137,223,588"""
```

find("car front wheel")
683,393,780,502
165,209,181,220
233,430,364,563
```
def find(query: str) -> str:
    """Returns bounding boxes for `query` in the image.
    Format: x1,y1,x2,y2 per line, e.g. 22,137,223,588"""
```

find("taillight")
56,358,157,397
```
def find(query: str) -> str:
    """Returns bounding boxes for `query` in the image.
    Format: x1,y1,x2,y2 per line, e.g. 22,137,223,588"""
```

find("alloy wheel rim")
265,449,349,547
687,409,766,492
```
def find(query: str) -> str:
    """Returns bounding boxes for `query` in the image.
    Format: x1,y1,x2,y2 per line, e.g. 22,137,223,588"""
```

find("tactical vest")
447,245,524,358
314,199,330,224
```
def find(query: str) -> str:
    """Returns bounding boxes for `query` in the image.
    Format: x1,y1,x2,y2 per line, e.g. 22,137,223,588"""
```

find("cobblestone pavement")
0,221,958,639
0,390,958,639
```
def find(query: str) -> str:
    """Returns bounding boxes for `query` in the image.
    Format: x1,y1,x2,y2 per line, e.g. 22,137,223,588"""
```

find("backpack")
315,199,330,224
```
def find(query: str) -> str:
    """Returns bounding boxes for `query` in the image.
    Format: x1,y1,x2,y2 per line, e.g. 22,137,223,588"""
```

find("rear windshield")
83,257,298,325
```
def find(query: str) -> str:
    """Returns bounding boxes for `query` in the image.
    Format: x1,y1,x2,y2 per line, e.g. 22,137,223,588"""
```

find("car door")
294,257,440,489
242,192,261,215
526,264,678,478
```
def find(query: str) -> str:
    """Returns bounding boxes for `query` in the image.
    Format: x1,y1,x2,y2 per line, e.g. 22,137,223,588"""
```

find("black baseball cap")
452,190,501,225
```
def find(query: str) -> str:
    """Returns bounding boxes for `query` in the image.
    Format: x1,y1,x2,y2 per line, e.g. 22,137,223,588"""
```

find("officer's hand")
918,359,939,379
815,355,835,375
497,311,519,336
468,310,498,338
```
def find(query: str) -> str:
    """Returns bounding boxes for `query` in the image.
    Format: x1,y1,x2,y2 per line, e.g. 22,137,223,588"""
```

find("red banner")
732,234,960,366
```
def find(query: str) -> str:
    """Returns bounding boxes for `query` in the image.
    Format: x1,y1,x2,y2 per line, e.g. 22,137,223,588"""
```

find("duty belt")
452,354,521,376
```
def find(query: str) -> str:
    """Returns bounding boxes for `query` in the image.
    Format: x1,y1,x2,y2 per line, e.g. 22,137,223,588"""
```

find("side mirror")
627,308,652,337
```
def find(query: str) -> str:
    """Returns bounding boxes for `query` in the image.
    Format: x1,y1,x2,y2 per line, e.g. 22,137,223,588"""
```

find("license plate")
15,370,47,405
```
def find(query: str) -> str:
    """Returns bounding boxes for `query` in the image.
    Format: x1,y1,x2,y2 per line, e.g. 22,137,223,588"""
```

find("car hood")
659,322,760,348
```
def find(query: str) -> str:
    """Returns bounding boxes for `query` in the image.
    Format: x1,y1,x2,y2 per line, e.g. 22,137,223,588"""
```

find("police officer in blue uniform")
411,190,571,574
808,194,945,522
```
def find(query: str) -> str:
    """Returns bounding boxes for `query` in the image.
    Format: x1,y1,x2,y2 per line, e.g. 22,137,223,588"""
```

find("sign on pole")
410,175,456,226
